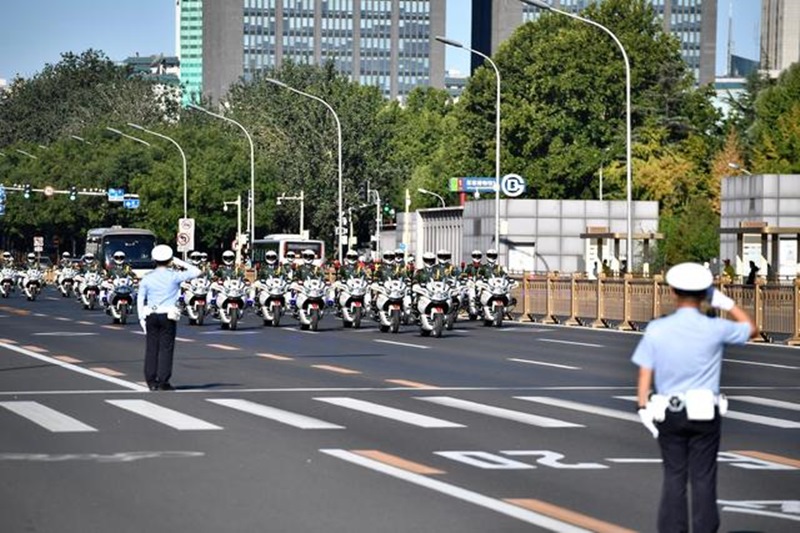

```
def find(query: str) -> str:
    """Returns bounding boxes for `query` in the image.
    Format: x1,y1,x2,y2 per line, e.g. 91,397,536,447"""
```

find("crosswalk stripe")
418,397,583,428
207,399,344,429
315,397,464,428
0,401,97,432
515,397,640,422
106,400,222,430
729,396,800,412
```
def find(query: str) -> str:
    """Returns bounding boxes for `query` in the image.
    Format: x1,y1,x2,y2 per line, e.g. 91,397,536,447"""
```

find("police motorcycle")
335,275,369,328
411,253,453,338
474,250,516,327
76,254,103,310
210,251,248,330
251,250,290,327
179,253,210,326
20,254,45,301
56,254,78,298
290,250,328,331
462,250,485,320
434,250,464,331
372,277,409,333
0,253,16,298
105,276,136,324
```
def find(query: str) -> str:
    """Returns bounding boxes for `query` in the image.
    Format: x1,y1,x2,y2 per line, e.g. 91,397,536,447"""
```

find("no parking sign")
177,218,195,252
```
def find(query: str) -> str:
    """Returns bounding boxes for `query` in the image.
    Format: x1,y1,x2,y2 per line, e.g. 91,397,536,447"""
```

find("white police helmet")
26,252,36,262
151,245,173,262
422,251,436,267
189,251,202,265
382,250,396,263
265,250,278,264
345,250,358,265
471,249,483,262
62,251,71,259
302,249,315,264
222,250,235,265
113,251,126,265
666,262,713,292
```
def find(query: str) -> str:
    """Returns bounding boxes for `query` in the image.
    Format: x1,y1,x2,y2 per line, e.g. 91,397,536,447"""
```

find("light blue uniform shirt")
632,307,751,395
137,264,201,317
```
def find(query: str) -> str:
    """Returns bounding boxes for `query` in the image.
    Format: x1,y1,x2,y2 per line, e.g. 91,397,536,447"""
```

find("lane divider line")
352,450,445,475
77,321,95,326
0,343,147,391
33,313,48,318
731,450,800,469
505,499,636,533
312,364,361,375
508,358,581,370
175,337,195,343
320,449,590,532
374,339,430,350
20,345,48,353
257,353,293,361
206,343,241,351
724,358,799,370
538,338,604,348
385,379,438,389
728,395,800,411
89,367,126,377
102,325,123,331
54,355,83,364
54,317,72,322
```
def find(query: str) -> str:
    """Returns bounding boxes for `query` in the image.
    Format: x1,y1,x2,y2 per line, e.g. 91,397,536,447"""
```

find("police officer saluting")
632,262,757,532
137,245,201,391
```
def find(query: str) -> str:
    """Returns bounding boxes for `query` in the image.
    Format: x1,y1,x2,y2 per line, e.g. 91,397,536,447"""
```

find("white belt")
146,304,179,316
649,390,728,421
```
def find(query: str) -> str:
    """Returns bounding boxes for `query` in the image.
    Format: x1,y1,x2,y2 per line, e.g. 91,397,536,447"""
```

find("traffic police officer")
632,262,756,532
136,245,201,391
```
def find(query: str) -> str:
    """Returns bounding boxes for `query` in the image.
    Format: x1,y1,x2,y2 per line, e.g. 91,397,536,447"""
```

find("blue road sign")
0,185,6,200
0,203,5,216
123,198,140,209
108,188,125,202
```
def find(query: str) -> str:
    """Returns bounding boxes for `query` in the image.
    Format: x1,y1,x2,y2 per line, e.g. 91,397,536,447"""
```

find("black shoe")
147,382,159,391
158,382,175,391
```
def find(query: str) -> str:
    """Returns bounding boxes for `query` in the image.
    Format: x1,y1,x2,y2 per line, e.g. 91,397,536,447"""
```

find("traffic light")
382,203,395,220
23,184,31,199
69,186,78,201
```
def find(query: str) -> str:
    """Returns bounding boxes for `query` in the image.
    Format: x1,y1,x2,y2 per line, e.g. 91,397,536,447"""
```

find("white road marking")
33,332,99,337
516,397,639,422
290,327,320,335
320,449,590,532
208,399,344,429
106,400,222,430
724,359,799,370
538,338,604,348
729,396,800,412
508,358,580,370
0,401,97,432
315,397,464,428
0,342,147,391
33,313,48,317
374,339,430,350
54,317,72,322
616,396,800,429
199,330,259,335
418,397,583,428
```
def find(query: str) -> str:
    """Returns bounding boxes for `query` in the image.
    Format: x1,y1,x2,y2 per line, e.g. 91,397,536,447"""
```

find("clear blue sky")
0,0,760,82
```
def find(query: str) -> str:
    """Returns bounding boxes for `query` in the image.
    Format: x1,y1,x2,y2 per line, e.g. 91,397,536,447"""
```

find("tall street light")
106,127,152,147
520,0,633,271
277,190,305,237
436,35,501,250
188,103,256,248
127,123,188,221
417,187,445,208
223,195,243,267
264,77,343,263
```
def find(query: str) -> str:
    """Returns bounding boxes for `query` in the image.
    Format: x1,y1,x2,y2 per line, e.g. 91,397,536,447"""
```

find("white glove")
172,257,190,269
139,318,147,334
638,408,659,438
708,288,735,311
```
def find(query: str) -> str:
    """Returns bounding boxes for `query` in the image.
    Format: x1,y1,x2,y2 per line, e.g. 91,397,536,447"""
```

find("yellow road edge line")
732,450,800,469
0,306,30,316
312,364,361,375
352,450,445,475
385,379,438,389
21,345,49,353
505,499,637,533
257,353,293,361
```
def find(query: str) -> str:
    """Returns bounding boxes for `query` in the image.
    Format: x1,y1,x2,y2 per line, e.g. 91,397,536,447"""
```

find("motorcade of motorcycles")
78,272,104,310
413,279,453,338
181,277,211,326
335,276,368,328
371,277,408,334
105,276,136,324
0,267,16,298
476,275,517,328
57,266,78,298
254,275,290,327
21,268,45,301
292,277,327,331
215,278,247,330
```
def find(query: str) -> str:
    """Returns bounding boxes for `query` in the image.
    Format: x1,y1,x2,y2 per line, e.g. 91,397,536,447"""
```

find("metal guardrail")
513,274,800,346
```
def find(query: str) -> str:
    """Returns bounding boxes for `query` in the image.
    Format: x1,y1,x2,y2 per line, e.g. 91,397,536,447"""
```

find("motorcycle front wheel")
493,305,504,328
196,304,206,326
310,308,320,331
229,308,239,331
88,293,96,310
352,307,362,329
433,313,444,338
119,304,128,325
271,306,281,327
390,309,401,334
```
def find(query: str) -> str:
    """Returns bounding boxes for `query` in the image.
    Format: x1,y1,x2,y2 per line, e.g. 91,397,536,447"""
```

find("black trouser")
144,313,177,386
656,409,721,533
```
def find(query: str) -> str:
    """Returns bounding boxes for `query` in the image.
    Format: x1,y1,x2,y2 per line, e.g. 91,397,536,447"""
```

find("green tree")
750,63,800,173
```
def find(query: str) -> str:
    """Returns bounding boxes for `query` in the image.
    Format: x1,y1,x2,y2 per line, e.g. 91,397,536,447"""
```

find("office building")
176,0,446,103
761,0,800,78
471,0,718,86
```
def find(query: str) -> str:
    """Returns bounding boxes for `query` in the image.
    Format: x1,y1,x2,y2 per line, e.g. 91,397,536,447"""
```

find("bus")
85,227,157,276
251,234,326,267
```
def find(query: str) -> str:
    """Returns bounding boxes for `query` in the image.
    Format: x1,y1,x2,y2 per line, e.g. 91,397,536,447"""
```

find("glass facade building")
176,0,204,105
179,0,445,103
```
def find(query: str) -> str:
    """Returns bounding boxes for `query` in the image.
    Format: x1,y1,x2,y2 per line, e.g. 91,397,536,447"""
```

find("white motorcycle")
181,277,211,326
255,276,290,327
78,272,103,310
0,267,16,298
413,280,453,338
372,278,408,334
105,276,136,324
215,278,247,330
57,267,78,298
21,268,45,301
336,276,369,328
476,275,517,328
292,277,327,331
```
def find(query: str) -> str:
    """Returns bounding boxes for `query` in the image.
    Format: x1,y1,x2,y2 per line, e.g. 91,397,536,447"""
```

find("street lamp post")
520,0,633,271
264,77,343,263
417,187,446,208
436,35,501,250
224,195,243,267
188,103,256,247
127,123,188,221
727,162,752,176
15,149,38,160
106,127,152,147
277,190,305,237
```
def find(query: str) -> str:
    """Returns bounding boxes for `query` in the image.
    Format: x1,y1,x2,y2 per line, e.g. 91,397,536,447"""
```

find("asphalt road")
0,288,798,532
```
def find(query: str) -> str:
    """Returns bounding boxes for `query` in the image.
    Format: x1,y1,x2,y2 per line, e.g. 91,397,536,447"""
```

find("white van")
251,234,326,267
